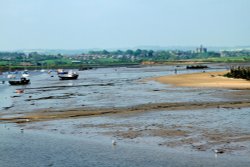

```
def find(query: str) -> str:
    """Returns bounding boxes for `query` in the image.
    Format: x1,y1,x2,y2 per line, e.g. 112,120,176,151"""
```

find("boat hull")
58,74,79,80
9,78,30,85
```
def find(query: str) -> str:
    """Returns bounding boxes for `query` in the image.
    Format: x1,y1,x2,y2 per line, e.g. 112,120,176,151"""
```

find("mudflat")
1,67,250,159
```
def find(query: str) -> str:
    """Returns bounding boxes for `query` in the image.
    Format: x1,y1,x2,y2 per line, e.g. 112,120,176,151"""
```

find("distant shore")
152,71,250,89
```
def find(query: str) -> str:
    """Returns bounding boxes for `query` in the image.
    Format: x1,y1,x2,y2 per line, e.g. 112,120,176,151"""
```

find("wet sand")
152,71,250,89
1,98,250,155
1,100,250,123
16,107,250,156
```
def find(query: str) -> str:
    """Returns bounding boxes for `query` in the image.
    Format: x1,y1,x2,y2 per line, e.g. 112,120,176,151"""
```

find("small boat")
40,69,46,72
7,74,16,79
79,67,93,71
58,70,79,80
7,71,18,79
186,65,208,69
22,70,30,78
9,77,30,85
57,69,68,75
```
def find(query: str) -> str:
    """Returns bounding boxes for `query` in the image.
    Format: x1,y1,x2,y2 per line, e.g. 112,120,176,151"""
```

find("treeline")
88,49,154,56
86,49,220,60
225,66,250,80
1,50,250,70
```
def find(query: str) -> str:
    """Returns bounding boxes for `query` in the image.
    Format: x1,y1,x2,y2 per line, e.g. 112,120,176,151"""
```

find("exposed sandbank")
152,71,250,89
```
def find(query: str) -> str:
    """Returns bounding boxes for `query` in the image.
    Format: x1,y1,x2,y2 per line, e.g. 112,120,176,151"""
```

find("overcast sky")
0,0,249,50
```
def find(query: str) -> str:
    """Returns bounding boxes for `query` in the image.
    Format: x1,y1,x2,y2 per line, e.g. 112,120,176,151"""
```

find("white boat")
58,70,79,80
7,71,18,79
7,74,16,79
22,70,30,78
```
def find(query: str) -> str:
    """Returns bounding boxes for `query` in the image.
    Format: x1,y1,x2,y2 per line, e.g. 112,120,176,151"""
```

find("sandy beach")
153,71,250,89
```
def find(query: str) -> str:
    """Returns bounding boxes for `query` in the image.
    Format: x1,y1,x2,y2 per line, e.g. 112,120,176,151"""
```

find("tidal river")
0,64,231,113
1,64,250,167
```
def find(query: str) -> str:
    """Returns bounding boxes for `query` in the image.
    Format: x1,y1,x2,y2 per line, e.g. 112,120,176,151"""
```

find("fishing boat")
9,77,30,85
58,70,79,80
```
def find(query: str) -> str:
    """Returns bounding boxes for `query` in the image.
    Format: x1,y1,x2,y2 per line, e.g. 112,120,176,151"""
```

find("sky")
0,0,250,50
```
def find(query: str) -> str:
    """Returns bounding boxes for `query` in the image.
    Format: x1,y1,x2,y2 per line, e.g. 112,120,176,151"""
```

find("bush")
225,66,250,80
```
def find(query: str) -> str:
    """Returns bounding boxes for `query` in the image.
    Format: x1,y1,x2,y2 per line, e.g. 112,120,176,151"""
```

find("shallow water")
0,65,238,114
1,126,249,167
23,107,250,155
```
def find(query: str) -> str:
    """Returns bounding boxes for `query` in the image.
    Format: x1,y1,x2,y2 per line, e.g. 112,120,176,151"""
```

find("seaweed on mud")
25,95,73,101
26,83,115,90
3,105,14,110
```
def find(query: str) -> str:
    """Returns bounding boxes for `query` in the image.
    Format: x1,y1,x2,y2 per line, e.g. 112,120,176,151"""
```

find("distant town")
1,45,250,71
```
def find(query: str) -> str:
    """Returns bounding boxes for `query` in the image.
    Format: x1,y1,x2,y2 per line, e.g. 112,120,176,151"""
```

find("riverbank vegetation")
225,66,250,80
0,49,250,71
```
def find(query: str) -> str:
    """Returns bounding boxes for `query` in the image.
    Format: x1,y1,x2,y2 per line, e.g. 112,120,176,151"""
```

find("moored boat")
9,77,30,85
58,70,79,80
22,70,30,78
57,69,68,75
7,71,18,79
186,65,208,69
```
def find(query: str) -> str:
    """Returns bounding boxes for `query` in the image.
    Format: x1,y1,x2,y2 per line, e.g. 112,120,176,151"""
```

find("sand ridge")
1,100,250,123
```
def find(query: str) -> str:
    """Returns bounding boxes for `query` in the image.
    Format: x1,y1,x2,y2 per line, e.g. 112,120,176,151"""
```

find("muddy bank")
103,126,250,154
1,100,250,123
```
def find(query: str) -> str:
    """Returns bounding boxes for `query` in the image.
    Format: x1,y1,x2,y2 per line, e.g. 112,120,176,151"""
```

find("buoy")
16,89,24,94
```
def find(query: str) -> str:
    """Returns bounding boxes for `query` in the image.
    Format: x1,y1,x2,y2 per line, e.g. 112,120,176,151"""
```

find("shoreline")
152,71,250,89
